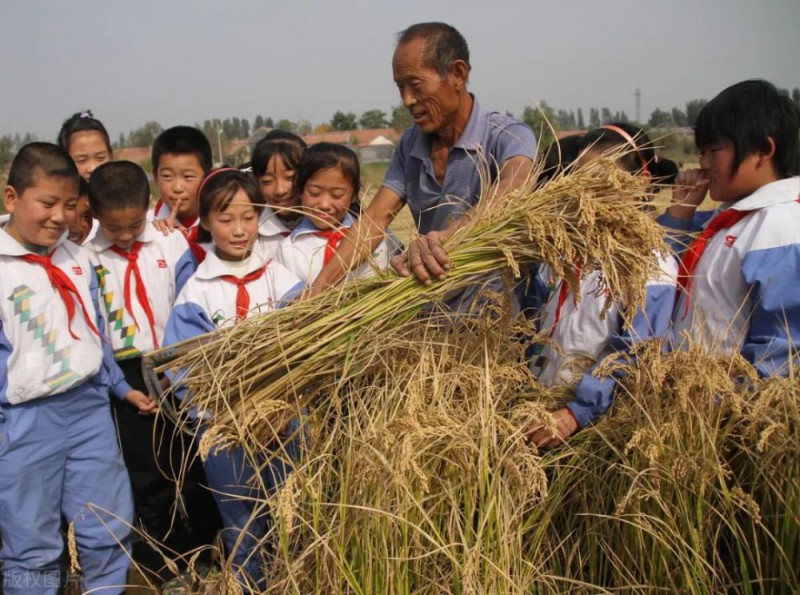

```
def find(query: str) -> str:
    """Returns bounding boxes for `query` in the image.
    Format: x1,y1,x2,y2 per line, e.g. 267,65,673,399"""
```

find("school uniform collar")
259,206,291,238
90,223,156,252
195,249,269,280
725,176,800,213
409,94,486,161
0,227,66,257
290,213,356,239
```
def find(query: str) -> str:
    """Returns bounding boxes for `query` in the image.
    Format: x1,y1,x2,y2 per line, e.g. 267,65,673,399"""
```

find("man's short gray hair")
397,22,471,78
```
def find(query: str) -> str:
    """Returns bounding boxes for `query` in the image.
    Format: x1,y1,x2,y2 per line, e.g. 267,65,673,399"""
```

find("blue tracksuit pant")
201,418,302,592
0,379,133,594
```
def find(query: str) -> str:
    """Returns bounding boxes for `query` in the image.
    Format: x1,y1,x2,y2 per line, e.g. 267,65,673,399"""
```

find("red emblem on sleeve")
157,259,167,269
72,266,82,275
724,235,737,248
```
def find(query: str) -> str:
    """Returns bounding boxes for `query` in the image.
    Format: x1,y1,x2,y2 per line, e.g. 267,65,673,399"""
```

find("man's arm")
306,186,405,296
393,155,534,285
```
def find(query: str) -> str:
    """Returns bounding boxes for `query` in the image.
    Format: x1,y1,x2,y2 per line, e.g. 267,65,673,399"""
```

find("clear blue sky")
1,0,798,141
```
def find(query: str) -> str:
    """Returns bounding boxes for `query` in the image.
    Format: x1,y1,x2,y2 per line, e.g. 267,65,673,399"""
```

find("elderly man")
309,22,536,294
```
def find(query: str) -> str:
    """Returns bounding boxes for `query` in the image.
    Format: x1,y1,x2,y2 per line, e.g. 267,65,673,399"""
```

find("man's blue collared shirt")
382,97,537,234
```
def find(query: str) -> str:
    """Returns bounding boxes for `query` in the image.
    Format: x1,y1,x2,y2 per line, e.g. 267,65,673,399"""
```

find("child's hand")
525,408,579,450
669,169,710,219
124,389,159,415
152,200,185,236
152,218,178,236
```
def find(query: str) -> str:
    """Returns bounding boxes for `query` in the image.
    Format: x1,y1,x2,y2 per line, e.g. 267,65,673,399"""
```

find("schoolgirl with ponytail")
523,123,679,448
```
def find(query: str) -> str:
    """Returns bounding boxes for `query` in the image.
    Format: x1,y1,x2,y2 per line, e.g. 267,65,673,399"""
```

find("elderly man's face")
392,37,463,135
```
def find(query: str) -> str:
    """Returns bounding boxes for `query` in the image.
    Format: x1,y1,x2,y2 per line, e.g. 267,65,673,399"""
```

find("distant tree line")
4,87,800,172
518,87,800,150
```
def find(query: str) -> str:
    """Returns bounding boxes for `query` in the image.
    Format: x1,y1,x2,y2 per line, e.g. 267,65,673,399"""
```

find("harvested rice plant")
145,158,798,594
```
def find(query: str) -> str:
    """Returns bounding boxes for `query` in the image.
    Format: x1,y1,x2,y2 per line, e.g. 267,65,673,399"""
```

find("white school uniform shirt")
532,254,678,389
672,176,800,376
83,218,100,244
252,205,292,261
167,250,303,335
0,229,105,405
276,213,394,284
87,224,197,360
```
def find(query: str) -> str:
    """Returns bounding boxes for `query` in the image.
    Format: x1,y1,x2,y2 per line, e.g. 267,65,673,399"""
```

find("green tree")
241,118,251,138
128,121,162,147
254,115,265,129
359,109,389,129
576,108,585,129
522,102,558,149
588,108,600,128
600,107,612,124
648,108,673,127
671,107,687,127
0,135,14,173
330,111,358,131
391,104,413,132
556,110,571,130
685,99,708,127
275,119,297,133
792,87,800,108
297,120,313,135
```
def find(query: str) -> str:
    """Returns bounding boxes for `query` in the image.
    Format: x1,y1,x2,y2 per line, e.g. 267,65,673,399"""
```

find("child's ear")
3,185,18,215
757,137,777,167
200,217,210,231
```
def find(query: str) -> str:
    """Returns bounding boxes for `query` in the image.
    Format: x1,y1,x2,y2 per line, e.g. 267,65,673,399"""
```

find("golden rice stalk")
150,155,668,446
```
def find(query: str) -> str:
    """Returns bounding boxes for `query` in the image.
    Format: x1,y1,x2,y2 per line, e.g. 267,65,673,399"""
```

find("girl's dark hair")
57,110,113,155
581,122,678,185
197,169,264,243
251,130,307,177
538,134,584,184
695,79,800,178
295,143,362,216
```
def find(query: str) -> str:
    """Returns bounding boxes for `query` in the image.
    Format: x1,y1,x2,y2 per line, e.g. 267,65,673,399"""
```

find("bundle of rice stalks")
148,155,668,447
255,329,798,594
261,314,569,594
541,341,800,592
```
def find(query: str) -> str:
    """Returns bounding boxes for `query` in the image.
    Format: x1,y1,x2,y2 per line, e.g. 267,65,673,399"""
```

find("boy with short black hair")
660,79,800,376
150,126,212,229
0,142,133,594
88,160,219,582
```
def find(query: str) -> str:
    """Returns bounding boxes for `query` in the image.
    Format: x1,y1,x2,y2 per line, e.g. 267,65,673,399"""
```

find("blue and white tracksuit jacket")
0,229,132,595
659,176,800,377
163,249,303,589
526,254,678,428
253,205,292,262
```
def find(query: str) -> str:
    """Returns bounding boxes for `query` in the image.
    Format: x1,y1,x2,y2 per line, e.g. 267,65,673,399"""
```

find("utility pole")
634,88,642,124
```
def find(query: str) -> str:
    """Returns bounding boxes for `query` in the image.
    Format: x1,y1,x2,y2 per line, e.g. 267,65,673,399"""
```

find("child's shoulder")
744,183,800,253
56,238,97,269
151,229,193,264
